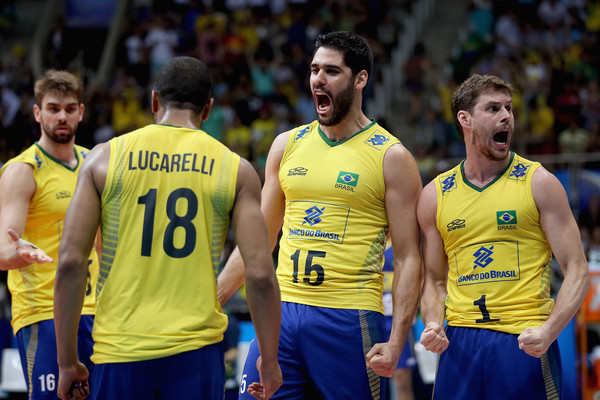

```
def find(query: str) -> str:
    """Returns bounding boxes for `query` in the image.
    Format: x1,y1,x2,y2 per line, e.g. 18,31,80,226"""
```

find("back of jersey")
94,124,240,364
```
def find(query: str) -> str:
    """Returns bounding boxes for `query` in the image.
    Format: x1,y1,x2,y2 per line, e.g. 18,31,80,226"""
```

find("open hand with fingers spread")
7,229,54,264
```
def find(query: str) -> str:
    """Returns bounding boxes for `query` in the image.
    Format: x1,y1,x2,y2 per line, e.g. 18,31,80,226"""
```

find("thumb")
7,229,20,243
365,343,382,361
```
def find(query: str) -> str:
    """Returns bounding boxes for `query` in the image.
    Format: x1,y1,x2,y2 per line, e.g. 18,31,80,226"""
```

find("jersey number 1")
474,294,500,323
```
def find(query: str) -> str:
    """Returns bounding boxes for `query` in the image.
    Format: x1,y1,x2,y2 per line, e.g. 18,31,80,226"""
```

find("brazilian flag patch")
336,171,359,187
496,210,517,225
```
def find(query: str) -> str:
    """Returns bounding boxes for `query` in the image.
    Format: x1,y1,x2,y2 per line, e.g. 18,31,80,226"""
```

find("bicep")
232,160,271,268
384,145,422,262
533,168,587,271
0,163,35,235
60,162,101,263
259,133,288,250
417,182,448,282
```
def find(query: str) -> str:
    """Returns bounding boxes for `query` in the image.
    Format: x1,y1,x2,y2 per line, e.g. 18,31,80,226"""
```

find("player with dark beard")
219,31,423,400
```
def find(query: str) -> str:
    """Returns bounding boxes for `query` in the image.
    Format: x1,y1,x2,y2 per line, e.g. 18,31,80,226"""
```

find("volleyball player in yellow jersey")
0,70,99,400
218,31,423,400
418,74,590,399
53,56,282,400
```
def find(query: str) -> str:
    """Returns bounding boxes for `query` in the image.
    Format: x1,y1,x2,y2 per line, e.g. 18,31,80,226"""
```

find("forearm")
389,256,421,344
542,263,590,341
54,260,87,367
217,247,246,306
420,277,447,326
245,271,281,365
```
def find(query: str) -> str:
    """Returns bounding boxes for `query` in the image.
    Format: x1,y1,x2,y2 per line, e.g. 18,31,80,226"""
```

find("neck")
320,110,371,142
37,135,77,168
463,150,511,188
155,109,203,130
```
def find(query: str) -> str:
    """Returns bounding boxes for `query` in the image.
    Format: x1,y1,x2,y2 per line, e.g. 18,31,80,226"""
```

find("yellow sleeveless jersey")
435,152,553,334
278,120,399,313
0,143,99,334
95,124,238,363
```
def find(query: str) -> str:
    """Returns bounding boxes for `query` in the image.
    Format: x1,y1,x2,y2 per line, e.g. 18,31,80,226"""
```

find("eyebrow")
310,63,343,71
44,102,79,107
482,99,512,107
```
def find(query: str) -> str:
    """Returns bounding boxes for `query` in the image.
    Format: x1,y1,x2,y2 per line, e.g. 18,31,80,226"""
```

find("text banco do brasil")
289,229,340,240
458,270,517,283
128,151,215,175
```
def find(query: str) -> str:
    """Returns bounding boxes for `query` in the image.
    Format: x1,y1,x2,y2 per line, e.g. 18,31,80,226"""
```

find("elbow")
245,265,278,293
582,269,591,296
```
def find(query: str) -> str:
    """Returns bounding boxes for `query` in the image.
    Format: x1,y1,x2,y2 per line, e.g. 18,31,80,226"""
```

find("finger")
7,229,19,243
365,343,382,360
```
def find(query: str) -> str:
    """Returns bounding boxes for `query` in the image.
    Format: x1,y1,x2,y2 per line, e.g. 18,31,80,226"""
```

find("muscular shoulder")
82,142,111,195
531,166,567,212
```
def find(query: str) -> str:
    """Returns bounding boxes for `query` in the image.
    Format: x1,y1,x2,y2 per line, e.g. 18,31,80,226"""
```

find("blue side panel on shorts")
16,317,94,400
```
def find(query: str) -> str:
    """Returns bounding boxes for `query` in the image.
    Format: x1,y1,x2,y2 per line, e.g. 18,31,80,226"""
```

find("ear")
151,90,159,113
78,103,85,122
33,104,41,123
457,110,470,129
355,70,368,90
202,98,214,121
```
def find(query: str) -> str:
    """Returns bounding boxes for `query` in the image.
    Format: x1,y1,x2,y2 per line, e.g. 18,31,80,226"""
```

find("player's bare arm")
518,167,590,358
0,162,54,269
217,131,289,306
54,143,109,400
366,143,422,377
417,180,450,353
232,158,282,399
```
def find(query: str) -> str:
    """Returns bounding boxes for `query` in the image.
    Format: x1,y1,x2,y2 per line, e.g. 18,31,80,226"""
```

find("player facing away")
218,31,423,400
0,70,98,400
418,74,590,399
54,56,282,400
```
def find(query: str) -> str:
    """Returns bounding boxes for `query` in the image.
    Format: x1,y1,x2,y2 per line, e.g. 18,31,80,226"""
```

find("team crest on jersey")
56,191,72,200
288,167,308,176
364,130,389,150
447,218,466,232
497,210,517,230
440,172,457,194
508,162,532,181
473,245,494,269
303,205,324,225
287,200,347,244
335,171,359,192
293,126,311,142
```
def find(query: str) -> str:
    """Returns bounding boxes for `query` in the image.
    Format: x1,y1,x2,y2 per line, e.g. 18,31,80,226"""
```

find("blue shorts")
90,342,224,400
384,317,416,369
239,302,387,400
433,326,562,400
15,315,94,400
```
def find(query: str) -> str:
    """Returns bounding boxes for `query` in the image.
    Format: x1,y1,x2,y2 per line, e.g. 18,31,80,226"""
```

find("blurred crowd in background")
1,0,600,308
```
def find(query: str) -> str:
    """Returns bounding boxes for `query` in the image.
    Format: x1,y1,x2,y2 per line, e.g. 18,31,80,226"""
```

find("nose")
57,109,68,122
500,107,512,123
312,69,326,87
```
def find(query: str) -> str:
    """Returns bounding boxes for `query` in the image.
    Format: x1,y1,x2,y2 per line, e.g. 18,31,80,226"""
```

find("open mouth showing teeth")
493,131,508,145
315,92,331,112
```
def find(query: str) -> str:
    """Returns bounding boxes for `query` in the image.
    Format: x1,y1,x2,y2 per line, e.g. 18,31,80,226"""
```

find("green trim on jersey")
460,152,515,192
